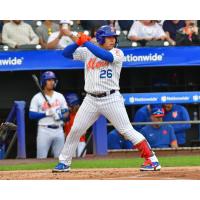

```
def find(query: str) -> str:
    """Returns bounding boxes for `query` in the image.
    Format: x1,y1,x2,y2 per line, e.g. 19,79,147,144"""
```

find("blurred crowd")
0,20,200,50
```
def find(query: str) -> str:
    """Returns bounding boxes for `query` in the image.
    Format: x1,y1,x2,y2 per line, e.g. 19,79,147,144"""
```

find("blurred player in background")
29,71,69,158
140,106,178,148
64,92,86,157
163,103,191,146
133,104,163,131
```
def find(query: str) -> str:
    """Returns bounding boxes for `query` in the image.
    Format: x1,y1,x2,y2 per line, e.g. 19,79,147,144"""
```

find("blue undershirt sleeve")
29,111,46,120
83,41,114,62
62,43,79,59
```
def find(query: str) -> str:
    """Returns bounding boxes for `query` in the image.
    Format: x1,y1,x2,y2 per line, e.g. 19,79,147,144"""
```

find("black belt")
87,90,116,98
47,125,60,129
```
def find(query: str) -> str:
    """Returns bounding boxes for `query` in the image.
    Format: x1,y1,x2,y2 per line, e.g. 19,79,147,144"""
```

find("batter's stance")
53,25,161,172
29,71,68,158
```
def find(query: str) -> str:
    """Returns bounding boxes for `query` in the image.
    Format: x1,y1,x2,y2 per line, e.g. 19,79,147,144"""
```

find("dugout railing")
0,101,26,159
92,91,200,156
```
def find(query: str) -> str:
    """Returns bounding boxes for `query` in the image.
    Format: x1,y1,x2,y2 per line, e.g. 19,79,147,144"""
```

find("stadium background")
0,20,200,158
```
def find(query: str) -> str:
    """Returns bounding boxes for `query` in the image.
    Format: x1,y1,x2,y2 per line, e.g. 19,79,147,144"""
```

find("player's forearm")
29,111,46,120
83,41,114,62
62,43,79,59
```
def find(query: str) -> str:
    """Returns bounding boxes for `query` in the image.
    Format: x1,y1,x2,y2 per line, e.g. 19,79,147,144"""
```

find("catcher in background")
53,25,161,172
64,92,87,157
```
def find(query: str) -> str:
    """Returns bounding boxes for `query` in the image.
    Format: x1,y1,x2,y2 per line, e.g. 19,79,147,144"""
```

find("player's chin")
107,44,115,50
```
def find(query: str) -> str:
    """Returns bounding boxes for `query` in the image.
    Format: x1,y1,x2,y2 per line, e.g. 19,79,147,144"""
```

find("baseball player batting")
53,25,161,172
29,71,69,158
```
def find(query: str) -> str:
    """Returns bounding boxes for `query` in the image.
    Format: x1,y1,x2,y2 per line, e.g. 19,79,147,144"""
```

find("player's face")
151,115,163,128
102,36,116,50
45,79,55,90
163,104,173,112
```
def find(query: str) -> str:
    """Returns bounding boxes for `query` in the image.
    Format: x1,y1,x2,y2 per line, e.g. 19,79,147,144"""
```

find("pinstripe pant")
59,91,145,165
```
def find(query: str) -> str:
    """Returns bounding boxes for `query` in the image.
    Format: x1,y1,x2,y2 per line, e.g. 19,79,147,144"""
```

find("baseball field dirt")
0,153,200,180
0,167,200,180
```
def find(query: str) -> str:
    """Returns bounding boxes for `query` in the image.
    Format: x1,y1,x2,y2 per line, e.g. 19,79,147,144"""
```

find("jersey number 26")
100,69,112,79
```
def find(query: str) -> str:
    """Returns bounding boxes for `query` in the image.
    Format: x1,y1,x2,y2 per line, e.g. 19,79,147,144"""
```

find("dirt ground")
0,167,200,180
1,149,200,180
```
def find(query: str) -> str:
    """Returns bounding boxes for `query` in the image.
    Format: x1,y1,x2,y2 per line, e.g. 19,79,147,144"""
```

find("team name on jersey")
87,58,109,70
42,99,61,111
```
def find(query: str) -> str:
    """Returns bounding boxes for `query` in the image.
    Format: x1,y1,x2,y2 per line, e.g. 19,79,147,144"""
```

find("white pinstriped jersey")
73,47,124,93
29,91,68,126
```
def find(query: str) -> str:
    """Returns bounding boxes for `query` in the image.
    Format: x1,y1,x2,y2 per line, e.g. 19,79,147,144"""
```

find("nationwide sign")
0,46,200,71
123,92,200,105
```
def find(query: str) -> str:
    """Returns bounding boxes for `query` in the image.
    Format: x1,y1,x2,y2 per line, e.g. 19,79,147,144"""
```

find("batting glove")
76,32,91,46
45,108,56,117
53,113,62,121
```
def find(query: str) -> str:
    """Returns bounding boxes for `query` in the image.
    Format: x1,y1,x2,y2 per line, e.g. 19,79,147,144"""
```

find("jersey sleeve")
29,95,39,112
168,125,177,143
73,47,88,62
110,48,124,63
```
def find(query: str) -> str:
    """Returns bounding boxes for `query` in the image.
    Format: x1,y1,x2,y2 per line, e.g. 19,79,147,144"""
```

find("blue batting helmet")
40,71,58,88
64,93,80,107
96,25,118,45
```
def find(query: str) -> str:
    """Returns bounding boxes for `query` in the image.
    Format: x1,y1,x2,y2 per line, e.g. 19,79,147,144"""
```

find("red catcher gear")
64,112,86,142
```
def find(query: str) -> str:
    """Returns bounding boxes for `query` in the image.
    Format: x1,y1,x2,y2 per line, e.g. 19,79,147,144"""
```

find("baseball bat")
32,74,51,107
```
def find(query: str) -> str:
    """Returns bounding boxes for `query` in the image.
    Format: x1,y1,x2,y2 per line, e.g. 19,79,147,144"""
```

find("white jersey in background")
29,91,68,159
29,91,68,126
73,47,124,94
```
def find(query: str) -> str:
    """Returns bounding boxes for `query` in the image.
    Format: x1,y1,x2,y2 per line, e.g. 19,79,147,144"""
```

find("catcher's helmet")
64,93,80,107
40,71,58,88
96,25,118,45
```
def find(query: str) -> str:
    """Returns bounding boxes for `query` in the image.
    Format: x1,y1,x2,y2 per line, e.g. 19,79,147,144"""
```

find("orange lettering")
87,58,109,70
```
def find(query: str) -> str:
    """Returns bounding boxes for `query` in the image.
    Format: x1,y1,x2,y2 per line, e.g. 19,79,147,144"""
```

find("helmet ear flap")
100,36,105,45
54,79,58,88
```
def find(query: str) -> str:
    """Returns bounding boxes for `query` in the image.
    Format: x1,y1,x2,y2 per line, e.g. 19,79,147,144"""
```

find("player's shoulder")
174,104,186,111
110,47,124,55
53,91,63,96
137,105,148,113
141,125,150,132
53,91,65,99
163,124,174,130
31,92,42,101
